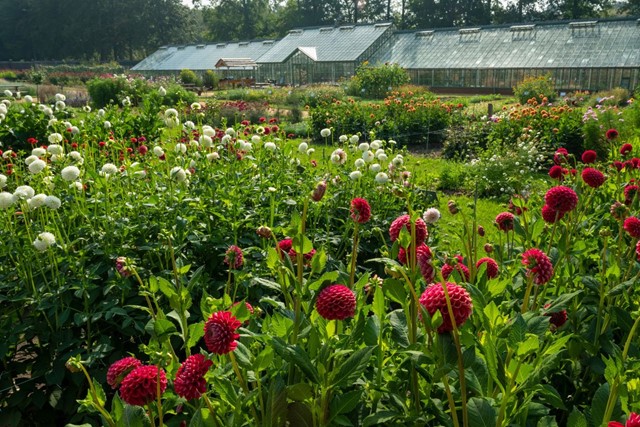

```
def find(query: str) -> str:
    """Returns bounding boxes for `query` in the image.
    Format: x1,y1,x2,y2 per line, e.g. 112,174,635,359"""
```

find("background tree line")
0,0,636,62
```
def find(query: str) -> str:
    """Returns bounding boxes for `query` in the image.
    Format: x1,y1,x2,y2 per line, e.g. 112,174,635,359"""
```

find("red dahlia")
203,311,241,355
544,304,567,329
417,249,435,283
613,160,624,171
522,248,554,285
548,165,566,181
624,185,639,205
620,143,633,156
581,150,597,164
636,240,640,261
107,357,142,389
174,354,213,400
553,148,569,165
541,204,565,223
608,412,640,427
544,186,578,213
350,198,371,223
606,128,619,140
476,257,499,279
495,212,515,231
316,284,356,320
278,239,293,254
119,365,167,406
398,243,432,265
419,282,473,333
389,214,428,244
224,245,244,269
581,167,606,188
440,255,471,282
623,216,640,238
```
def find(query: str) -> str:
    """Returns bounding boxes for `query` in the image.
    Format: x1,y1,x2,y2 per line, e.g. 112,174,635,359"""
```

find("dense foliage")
0,84,639,427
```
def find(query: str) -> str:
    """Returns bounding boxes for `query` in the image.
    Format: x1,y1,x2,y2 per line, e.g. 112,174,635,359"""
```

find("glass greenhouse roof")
131,40,276,71
256,23,393,63
372,18,640,69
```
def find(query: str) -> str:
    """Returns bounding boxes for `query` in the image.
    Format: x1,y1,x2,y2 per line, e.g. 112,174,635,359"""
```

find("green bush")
202,70,220,89
0,70,18,81
179,69,202,86
87,77,128,108
347,62,410,99
513,74,556,105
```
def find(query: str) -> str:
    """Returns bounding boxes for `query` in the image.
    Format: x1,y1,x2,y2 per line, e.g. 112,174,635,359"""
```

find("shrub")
347,62,410,99
179,69,202,86
202,70,220,89
0,70,18,81
87,77,128,108
513,74,556,105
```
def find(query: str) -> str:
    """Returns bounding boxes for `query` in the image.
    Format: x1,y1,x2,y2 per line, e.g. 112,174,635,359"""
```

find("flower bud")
447,200,459,215
484,243,493,254
477,225,485,237
256,226,273,239
311,180,327,202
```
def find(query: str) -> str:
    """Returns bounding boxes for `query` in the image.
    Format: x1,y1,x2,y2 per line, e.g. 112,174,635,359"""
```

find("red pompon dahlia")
119,365,167,406
417,248,435,283
278,239,293,254
553,148,569,165
398,243,432,265
203,311,241,355
581,167,606,188
613,160,624,171
620,143,633,156
476,257,499,279
522,248,554,285
419,282,473,333
544,186,578,213
548,165,566,181
350,198,371,223
389,214,428,244
608,412,640,427
224,245,244,269
495,212,515,231
316,284,356,320
581,150,597,164
606,128,619,140
541,204,565,223
441,255,470,282
623,216,640,238
624,185,639,205
174,354,213,400
107,357,142,389
544,304,567,329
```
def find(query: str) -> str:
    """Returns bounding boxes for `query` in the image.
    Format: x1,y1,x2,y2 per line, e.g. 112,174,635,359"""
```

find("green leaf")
266,247,279,270
487,278,509,298
310,248,327,275
307,271,340,292
383,279,407,304
330,346,374,388
292,235,313,255
287,402,313,427
187,321,205,350
517,334,539,358
508,314,527,347
272,338,320,384
254,346,274,372
590,382,610,426
287,383,313,402
189,408,216,427
536,384,567,410
389,310,409,348
254,277,283,292
329,390,362,418
545,291,582,312
567,408,587,427
92,378,106,407
146,318,177,340
119,404,149,427
363,411,398,427
364,315,380,346
467,397,497,427
372,285,385,321
543,334,572,356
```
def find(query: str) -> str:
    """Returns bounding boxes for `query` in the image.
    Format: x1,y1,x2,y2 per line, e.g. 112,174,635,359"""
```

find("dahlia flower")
203,311,241,355
419,282,473,333
350,198,371,223
476,257,499,279
522,248,554,285
107,357,142,389
316,284,356,320
174,354,213,400
119,365,167,406
389,214,428,244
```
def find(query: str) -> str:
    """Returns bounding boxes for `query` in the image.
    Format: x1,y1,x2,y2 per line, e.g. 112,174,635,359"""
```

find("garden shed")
255,23,395,85
370,17,640,93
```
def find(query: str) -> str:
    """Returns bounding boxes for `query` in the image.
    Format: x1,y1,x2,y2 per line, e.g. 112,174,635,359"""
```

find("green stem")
496,358,522,427
78,364,116,427
349,222,359,289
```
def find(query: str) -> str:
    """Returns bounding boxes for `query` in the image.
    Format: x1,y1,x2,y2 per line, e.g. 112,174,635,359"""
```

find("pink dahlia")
544,186,578,213
417,249,435,283
398,243,432,265
522,248,554,285
581,167,606,188
174,354,213,400
350,198,371,223
541,204,565,223
581,150,597,164
441,255,470,282
107,357,142,389
620,143,633,156
419,282,473,333
637,240,640,261
389,214,428,244
495,212,515,232
316,284,356,320
204,311,241,355
119,365,167,406
476,257,499,279
623,216,640,238
224,245,244,269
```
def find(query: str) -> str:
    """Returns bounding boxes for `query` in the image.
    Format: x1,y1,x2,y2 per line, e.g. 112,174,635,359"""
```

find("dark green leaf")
329,390,362,418
363,411,398,427
389,310,409,348
364,315,380,346
567,407,587,427
330,346,374,388
467,397,497,427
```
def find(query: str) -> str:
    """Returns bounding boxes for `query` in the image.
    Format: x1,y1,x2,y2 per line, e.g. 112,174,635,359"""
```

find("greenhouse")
131,40,276,79
255,23,394,85
132,17,640,92
372,17,640,92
